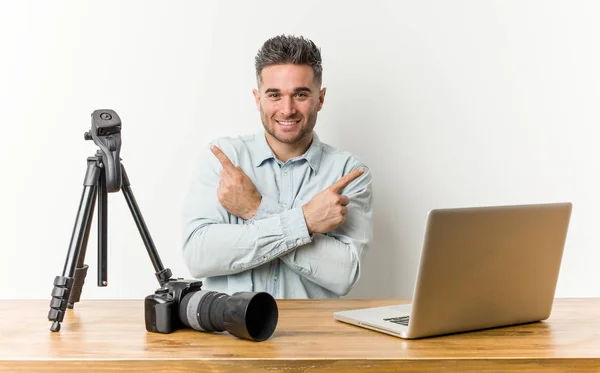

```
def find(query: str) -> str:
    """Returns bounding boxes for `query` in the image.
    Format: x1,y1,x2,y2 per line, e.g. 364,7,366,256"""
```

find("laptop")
334,202,572,339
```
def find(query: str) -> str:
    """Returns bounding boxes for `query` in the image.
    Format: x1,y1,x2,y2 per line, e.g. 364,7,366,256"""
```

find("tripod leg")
67,184,96,308
120,165,172,285
97,168,108,287
48,159,101,332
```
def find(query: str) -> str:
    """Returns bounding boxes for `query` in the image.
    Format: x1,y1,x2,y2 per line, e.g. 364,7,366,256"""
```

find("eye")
295,92,309,98
267,93,280,98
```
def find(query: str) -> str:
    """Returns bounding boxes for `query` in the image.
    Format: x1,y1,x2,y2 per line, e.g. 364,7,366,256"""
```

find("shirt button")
296,239,302,245
283,172,288,176
274,276,278,281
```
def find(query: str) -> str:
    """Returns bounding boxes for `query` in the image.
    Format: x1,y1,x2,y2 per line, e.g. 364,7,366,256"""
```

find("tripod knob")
84,131,93,141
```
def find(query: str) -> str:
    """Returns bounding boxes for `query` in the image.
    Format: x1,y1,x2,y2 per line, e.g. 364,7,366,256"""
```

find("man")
182,35,373,298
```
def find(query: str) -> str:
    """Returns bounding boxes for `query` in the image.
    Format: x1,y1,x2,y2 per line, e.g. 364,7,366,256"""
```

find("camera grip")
145,295,174,333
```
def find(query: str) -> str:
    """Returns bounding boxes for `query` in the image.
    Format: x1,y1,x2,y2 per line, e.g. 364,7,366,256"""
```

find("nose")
280,96,296,118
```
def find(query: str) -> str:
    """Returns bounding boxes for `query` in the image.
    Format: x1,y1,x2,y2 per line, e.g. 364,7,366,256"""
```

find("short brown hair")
255,34,323,87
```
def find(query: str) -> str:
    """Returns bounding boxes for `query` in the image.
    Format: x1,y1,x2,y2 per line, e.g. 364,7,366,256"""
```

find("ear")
317,87,327,111
252,88,261,111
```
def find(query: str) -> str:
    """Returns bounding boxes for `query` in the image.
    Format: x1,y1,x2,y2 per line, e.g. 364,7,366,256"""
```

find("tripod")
48,110,172,332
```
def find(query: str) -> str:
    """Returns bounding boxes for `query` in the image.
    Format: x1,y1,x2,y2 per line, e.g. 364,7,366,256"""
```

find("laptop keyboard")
383,316,410,326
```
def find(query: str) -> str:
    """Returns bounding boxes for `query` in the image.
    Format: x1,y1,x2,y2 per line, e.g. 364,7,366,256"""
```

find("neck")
265,132,313,163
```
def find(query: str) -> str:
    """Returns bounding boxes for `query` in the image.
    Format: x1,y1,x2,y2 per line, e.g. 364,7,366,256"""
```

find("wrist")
244,194,262,220
302,205,314,234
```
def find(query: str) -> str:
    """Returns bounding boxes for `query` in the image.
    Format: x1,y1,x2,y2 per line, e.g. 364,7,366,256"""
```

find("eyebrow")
264,87,313,94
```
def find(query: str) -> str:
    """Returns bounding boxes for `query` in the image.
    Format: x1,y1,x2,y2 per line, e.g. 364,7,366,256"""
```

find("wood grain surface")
1,298,599,372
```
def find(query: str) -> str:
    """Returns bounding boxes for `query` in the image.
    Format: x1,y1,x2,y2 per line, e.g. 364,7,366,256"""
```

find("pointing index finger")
210,145,235,170
330,168,364,193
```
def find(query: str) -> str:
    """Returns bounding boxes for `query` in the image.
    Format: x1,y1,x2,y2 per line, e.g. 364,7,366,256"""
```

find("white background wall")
1,0,598,300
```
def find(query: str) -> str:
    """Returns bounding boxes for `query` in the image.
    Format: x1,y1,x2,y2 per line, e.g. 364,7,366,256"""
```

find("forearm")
246,195,287,222
281,182,373,296
183,207,312,278
280,231,368,296
247,194,363,295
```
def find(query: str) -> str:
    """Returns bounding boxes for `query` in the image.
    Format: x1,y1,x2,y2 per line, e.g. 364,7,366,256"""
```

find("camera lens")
179,290,278,341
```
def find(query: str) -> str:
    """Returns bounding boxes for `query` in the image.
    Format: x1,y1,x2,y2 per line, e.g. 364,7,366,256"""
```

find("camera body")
144,278,203,334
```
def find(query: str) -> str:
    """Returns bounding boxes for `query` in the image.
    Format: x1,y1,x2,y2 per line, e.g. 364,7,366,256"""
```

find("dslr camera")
145,279,278,341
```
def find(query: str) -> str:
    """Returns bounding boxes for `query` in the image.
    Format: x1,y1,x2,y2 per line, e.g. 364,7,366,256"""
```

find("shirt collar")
302,132,323,174
252,130,323,174
252,130,274,167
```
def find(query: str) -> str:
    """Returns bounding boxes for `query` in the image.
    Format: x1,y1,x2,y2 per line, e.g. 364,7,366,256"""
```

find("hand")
211,145,262,220
302,168,364,234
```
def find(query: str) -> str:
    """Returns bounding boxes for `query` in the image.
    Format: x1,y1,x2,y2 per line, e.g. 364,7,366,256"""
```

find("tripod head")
84,110,122,192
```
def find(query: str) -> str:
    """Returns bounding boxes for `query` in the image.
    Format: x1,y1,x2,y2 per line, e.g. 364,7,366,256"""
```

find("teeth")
279,121,297,125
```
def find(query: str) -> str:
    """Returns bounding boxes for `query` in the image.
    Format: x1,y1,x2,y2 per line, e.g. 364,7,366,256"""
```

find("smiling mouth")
276,120,300,126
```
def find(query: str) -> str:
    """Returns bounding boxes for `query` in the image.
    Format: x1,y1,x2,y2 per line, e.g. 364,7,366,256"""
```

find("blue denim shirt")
181,130,373,298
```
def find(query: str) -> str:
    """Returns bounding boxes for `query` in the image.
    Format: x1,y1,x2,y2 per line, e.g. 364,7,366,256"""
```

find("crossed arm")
182,144,373,296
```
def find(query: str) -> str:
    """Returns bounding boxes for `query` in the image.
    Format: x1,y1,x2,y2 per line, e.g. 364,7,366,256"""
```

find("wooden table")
1,298,599,372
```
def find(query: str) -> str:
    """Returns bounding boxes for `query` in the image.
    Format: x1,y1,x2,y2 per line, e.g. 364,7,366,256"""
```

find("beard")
260,106,318,145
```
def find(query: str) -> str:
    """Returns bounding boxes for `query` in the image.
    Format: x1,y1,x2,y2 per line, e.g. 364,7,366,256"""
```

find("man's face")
253,64,326,145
